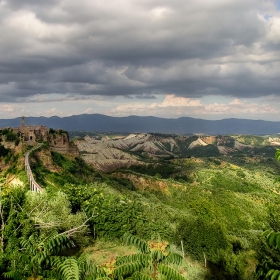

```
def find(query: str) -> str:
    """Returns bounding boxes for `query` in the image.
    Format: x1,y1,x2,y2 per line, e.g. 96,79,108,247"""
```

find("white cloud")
43,108,58,117
0,104,25,118
266,16,280,44
108,94,280,119
160,94,202,107
229,98,242,105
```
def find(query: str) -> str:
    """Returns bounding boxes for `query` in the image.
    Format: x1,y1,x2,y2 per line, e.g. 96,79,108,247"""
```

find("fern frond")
44,233,71,255
42,269,58,279
77,252,92,275
84,265,108,279
42,231,59,243
163,252,183,266
264,230,280,250
77,252,91,265
114,261,144,277
116,253,149,266
158,264,186,280
57,258,79,280
85,277,111,280
276,234,280,251
123,233,149,254
77,252,102,278
266,269,280,280
3,270,22,280
132,271,153,280
36,234,71,265
20,233,39,255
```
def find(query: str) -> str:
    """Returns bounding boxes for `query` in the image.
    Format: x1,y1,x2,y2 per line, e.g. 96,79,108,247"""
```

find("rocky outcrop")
217,139,251,155
75,138,139,172
269,137,280,146
75,133,177,172
49,131,79,155
188,138,208,149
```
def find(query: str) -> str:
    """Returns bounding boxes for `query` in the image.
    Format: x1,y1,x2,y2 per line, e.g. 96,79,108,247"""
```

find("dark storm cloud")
0,0,280,102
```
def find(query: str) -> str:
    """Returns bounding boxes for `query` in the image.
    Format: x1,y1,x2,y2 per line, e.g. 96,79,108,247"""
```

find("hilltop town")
1,116,78,155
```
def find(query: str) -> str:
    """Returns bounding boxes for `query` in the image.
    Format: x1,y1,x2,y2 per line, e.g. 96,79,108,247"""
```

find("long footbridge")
25,143,43,192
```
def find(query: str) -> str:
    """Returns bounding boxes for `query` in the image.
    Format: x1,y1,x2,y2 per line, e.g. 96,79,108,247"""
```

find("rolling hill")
1,114,280,135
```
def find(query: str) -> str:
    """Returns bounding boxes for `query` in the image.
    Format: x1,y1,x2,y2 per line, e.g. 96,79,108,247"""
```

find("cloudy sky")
1,0,280,120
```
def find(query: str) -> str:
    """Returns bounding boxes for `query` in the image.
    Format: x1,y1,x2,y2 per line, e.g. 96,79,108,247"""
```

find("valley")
0,129,280,279
73,132,279,172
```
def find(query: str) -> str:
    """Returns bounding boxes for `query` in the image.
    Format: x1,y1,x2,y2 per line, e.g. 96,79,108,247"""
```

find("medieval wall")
49,132,79,155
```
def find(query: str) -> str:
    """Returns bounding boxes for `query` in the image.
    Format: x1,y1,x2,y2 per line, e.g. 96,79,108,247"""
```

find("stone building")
12,117,49,142
49,130,79,155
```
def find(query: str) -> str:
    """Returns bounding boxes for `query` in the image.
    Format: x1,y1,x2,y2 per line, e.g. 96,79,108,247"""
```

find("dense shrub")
210,172,262,193
0,145,9,157
176,217,229,262
224,137,235,148
187,145,220,157
127,163,177,178
5,131,18,142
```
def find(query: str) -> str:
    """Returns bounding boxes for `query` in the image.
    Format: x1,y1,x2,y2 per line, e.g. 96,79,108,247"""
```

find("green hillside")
1,132,280,279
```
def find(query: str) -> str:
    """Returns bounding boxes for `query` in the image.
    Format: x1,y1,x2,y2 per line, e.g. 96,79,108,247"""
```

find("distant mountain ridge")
1,114,280,135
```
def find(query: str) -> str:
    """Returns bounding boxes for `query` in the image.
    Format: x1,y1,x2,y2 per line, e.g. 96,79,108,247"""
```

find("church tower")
21,116,25,128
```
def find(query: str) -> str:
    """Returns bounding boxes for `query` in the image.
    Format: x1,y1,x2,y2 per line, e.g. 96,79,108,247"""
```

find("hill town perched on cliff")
1,116,78,155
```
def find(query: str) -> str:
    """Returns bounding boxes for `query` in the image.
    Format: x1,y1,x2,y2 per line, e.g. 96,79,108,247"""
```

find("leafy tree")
0,188,96,279
66,233,186,280
3,130,18,142
24,190,92,246
47,252,102,280
118,232,187,280
3,231,72,279
0,187,29,274
50,253,108,280
3,231,187,280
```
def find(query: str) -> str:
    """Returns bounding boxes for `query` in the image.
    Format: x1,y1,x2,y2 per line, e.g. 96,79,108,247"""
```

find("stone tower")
21,116,25,127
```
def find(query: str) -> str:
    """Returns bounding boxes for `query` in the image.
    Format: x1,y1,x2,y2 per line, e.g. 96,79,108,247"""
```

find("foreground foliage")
3,231,72,279
119,232,186,280
257,149,280,280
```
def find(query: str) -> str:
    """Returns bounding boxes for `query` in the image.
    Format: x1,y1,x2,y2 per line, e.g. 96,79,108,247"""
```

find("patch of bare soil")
202,136,216,144
113,172,171,194
188,138,208,149
36,150,62,172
